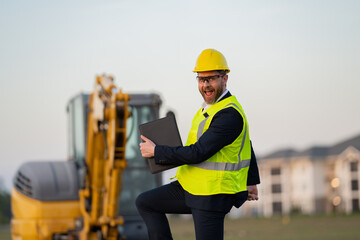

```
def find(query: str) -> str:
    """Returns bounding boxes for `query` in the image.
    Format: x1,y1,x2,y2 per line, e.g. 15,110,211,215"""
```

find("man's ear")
223,74,228,85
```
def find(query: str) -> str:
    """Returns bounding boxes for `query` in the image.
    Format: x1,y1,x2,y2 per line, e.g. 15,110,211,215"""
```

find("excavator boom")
78,75,129,239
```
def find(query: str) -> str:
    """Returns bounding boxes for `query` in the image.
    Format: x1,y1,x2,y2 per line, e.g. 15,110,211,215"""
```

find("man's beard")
201,85,224,104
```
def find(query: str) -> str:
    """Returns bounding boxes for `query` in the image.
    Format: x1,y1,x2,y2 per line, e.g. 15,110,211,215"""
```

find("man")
136,49,260,240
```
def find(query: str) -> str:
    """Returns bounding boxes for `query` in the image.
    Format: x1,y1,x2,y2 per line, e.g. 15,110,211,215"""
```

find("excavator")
11,75,163,240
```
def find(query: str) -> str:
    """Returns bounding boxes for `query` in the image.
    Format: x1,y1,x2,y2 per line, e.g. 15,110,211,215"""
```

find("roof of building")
260,148,297,159
261,133,360,159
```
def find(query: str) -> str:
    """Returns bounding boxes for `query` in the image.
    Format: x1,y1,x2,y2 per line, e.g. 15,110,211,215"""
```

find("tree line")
0,180,11,224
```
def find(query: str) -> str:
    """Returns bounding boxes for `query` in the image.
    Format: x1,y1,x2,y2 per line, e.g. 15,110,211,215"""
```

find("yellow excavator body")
11,187,81,240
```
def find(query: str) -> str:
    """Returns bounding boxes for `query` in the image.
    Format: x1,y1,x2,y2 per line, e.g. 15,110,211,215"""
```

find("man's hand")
139,135,156,158
247,185,259,201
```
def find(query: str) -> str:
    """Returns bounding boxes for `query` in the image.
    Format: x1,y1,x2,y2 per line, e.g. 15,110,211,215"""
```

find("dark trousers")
135,182,228,240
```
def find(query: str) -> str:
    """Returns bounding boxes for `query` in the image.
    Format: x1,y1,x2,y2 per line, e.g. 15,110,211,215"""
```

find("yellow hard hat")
193,49,230,73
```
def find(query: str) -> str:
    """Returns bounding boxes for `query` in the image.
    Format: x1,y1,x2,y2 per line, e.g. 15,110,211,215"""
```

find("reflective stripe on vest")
192,103,251,171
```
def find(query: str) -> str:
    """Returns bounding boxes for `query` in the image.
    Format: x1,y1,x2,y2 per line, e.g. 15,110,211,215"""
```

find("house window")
272,202,282,214
352,199,360,212
271,167,281,175
351,180,359,191
272,184,282,193
350,162,358,172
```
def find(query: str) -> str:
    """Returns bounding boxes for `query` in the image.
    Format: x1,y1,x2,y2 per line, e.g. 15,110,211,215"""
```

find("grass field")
1,214,360,239
0,225,10,240
169,214,360,240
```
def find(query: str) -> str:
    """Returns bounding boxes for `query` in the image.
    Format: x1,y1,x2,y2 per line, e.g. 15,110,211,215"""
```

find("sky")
0,0,359,190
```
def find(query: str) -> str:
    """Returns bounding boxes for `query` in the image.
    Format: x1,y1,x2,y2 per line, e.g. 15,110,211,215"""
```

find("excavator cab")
66,93,163,239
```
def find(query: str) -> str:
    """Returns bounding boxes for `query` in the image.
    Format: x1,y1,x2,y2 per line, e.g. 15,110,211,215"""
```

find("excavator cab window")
67,94,88,167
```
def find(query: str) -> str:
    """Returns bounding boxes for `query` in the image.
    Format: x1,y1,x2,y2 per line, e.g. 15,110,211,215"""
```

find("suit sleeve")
247,142,261,185
154,107,240,165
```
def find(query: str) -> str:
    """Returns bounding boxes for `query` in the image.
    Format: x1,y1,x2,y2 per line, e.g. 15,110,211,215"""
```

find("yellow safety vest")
176,96,251,195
